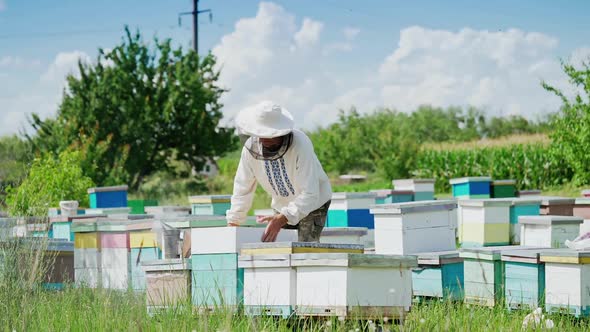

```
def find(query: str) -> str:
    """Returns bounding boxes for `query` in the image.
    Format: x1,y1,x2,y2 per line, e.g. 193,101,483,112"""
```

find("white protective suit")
226,129,332,226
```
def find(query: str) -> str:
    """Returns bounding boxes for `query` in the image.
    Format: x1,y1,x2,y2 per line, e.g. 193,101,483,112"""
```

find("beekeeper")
226,101,332,242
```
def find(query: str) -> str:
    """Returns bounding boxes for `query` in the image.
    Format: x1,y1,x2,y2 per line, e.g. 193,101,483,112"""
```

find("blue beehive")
450,177,492,200
191,253,244,308
87,185,128,209
502,248,545,311
508,198,541,244
327,192,377,228
412,251,464,301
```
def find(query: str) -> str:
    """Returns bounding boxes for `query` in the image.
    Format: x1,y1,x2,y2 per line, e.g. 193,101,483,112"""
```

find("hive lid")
141,258,190,271
240,242,364,255
188,195,232,204
449,176,492,185
320,227,368,237
393,178,435,186
538,196,576,205
238,254,291,268
517,190,542,196
501,248,548,263
87,185,128,194
290,253,418,268
575,197,590,205
370,189,394,198
518,215,583,225
125,219,156,231
460,245,545,261
188,216,262,228
332,192,377,200
85,207,131,215
370,200,456,214
492,179,516,186
504,197,543,206
415,250,461,265
458,199,512,208
50,214,105,223
540,249,590,264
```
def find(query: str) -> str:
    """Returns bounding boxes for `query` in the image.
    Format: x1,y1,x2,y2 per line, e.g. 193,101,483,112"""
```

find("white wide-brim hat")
235,100,294,138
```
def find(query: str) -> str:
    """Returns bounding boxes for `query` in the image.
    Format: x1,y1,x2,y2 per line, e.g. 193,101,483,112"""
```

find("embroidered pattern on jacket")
279,158,296,195
264,160,279,196
270,159,290,197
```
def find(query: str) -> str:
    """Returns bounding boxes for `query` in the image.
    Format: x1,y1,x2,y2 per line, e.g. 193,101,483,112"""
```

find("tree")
543,58,590,185
28,27,236,189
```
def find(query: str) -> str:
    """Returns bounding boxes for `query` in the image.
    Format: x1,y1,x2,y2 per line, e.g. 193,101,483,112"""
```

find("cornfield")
413,141,573,193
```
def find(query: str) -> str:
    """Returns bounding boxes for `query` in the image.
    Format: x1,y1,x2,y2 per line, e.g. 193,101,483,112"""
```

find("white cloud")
0,51,91,136
294,18,323,49
343,27,360,41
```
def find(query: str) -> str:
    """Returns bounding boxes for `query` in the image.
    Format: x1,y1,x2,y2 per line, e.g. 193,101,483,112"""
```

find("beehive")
371,189,414,204
42,240,74,290
519,215,582,248
85,207,131,216
327,192,376,228
87,185,128,209
458,199,512,248
372,201,457,255
450,177,492,200
460,245,543,307
491,180,516,198
127,220,162,291
190,227,297,310
238,242,364,318
393,179,435,201
97,221,130,290
541,249,590,317
574,197,590,220
501,248,546,311
145,206,191,217
128,199,158,215
292,253,417,319
507,198,541,245
412,251,464,301
539,197,575,216
143,258,191,313
189,195,231,216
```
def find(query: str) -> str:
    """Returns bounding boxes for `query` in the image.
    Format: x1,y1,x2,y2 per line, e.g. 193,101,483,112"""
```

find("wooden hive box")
50,214,103,241
42,240,74,290
460,245,544,307
291,253,417,319
142,258,191,313
188,195,232,216
539,197,575,216
87,185,128,209
412,251,464,301
372,200,457,255
519,215,582,248
491,180,516,198
458,199,512,248
128,199,158,215
393,179,435,201
450,177,492,200
501,248,546,311
507,198,541,245
540,249,590,317
97,220,130,290
190,227,297,311
327,192,377,229
574,197,590,220
238,242,364,318
319,227,368,245
145,205,191,217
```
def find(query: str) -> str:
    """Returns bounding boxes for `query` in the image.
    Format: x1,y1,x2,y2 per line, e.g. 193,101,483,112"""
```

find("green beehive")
128,199,159,215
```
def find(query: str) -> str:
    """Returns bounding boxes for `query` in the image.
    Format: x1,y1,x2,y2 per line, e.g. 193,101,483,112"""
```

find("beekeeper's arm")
226,148,257,225
279,137,321,225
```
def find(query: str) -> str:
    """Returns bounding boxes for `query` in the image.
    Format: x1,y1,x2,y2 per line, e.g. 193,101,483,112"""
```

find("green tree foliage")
6,150,94,217
0,135,33,188
28,27,235,189
543,59,590,185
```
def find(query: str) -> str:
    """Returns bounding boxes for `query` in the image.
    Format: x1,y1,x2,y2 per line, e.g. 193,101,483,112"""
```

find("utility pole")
179,0,212,54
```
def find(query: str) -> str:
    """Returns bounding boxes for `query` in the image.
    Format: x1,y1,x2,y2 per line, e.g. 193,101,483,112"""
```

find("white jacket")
226,129,332,226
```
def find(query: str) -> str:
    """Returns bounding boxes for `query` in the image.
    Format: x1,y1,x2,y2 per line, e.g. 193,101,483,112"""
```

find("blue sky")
1,0,590,135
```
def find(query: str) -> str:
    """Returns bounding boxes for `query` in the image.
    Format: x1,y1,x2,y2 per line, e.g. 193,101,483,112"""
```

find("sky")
1,0,590,136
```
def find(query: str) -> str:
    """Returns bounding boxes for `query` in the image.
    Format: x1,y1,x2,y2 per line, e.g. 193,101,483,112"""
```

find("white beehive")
292,253,417,319
191,227,297,255
458,199,512,248
540,249,590,317
519,215,582,248
371,200,457,255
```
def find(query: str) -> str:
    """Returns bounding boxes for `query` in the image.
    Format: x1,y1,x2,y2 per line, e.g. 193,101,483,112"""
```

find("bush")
5,150,94,216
